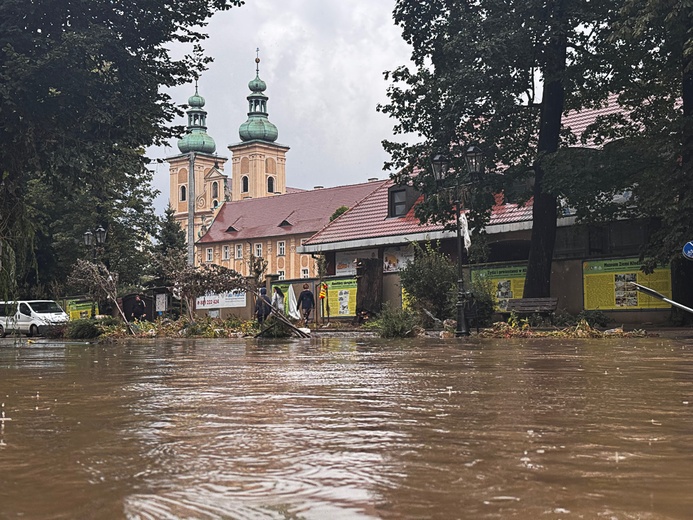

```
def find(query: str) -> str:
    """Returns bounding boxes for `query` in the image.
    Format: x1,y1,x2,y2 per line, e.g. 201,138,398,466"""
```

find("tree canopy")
0,0,243,298
381,0,692,295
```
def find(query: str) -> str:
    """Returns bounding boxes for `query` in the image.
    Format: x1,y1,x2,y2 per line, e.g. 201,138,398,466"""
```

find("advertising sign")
582,258,671,310
383,245,415,272
335,250,378,276
325,278,357,316
470,265,527,311
195,290,247,309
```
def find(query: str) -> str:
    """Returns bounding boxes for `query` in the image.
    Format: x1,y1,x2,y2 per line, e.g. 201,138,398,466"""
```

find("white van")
0,300,70,337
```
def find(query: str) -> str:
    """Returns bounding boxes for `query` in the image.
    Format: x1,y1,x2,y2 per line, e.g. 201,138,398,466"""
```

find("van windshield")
30,301,64,314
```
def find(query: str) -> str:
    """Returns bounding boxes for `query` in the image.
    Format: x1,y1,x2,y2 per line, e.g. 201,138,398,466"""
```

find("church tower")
228,54,289,201
166,84,228,264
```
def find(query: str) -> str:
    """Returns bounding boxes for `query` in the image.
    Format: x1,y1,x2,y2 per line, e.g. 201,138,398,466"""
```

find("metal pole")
187,152,196,266
455,197,469,336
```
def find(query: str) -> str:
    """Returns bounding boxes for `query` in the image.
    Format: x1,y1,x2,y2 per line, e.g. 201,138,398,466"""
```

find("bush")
370,304,420,338
66,319,102,339
553,309,611,328
468,276,495,327
399,242,456,321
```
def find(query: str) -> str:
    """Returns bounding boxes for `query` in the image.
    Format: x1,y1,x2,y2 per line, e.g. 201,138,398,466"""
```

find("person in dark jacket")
131,295,146,321
255,288,272,324
297,283,315,324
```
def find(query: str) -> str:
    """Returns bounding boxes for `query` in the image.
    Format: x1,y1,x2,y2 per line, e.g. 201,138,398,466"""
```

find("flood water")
1,336,692,519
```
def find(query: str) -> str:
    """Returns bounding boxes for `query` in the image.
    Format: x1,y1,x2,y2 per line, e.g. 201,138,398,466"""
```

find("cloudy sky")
148,0,414,213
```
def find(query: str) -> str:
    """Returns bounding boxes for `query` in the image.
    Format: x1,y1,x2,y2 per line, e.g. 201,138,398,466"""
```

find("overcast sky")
147,0,413,213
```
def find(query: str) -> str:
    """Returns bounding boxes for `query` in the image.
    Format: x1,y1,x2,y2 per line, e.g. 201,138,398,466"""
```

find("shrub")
468,276,495,327
399,242,456,321
370,304,420,338
66,319,102,339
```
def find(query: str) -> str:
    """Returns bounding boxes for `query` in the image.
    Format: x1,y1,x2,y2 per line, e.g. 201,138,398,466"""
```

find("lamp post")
83,226,107,317
432,146,484,337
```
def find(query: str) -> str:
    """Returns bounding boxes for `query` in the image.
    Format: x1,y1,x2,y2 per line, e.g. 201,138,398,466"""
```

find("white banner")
196,291,247,309
335,249,378,276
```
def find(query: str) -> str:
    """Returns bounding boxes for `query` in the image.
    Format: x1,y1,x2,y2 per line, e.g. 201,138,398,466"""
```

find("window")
267,176,275,193
254,243,263,258
390,189,407,217
222,245,230,260
301,268,309,279
278,270,285,280
206,248,213,262
242,175,249,193
180,185,187,202
277,241,285,256
212,181,219,199
235,244,243,259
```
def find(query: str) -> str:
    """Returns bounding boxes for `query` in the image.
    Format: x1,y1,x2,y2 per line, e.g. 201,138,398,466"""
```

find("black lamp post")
83,226,107,317
432,146,484,337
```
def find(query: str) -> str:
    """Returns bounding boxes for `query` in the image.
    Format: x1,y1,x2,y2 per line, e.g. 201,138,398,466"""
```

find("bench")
504,297,558,320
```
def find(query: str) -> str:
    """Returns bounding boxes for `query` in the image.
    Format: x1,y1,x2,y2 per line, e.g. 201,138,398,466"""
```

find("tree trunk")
355,257,383,322
523,0,567,298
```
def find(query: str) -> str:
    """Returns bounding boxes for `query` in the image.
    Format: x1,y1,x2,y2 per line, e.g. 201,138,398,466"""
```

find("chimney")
314,185,324,189
368,177,379,182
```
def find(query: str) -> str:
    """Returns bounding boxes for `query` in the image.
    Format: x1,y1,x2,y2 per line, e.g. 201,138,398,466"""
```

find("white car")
0,300,70,337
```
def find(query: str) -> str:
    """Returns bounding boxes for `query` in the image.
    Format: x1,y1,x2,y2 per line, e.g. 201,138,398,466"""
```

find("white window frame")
301,268,310,279
235,244,243,259
278,270,285,280
222,245,230,260
255,243,263,258
206,248,213,262
277,241,285,256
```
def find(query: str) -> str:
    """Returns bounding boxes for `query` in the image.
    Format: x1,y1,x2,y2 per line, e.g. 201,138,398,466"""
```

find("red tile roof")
198,180,387,244
563,93,623,145
305,179,533,246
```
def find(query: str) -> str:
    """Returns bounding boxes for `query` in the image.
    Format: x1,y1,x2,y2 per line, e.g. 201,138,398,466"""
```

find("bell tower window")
242,176,249,193
180,185,187,202
267,176,275,193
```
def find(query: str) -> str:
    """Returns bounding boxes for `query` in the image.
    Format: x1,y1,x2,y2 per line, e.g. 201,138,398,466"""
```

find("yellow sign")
471,265,526,311
326,278,357,317
583,259,671,310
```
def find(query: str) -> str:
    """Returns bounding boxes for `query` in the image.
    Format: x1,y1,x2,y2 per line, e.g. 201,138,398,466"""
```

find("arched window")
267,176,275,193
180,185,187,202
241,176,249,193
212,181,219,199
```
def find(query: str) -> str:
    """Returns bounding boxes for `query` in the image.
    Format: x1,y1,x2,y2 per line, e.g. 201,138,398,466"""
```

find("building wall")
228,141,288,201
196,233,317,280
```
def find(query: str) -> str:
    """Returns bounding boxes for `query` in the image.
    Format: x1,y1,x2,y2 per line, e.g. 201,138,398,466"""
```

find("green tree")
399,242,456,320
380,0,618,297
0,0,243,297
152,205,187,284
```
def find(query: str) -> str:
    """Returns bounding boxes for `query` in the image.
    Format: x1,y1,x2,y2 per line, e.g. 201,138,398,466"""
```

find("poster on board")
325,278,357,316
583,258,671,310
335,250,378,276
383,245,415,272
470,265,527,311
195,290,247,309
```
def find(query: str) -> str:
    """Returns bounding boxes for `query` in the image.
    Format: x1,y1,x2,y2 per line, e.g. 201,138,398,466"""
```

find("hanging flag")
460,213,472,251
287,284,301,320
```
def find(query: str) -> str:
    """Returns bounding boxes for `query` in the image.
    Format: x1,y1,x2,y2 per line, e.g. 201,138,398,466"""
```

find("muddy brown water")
1,336,692,519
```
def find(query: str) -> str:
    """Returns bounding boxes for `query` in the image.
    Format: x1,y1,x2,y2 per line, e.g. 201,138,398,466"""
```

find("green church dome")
177,85,217,154
238,57,278,143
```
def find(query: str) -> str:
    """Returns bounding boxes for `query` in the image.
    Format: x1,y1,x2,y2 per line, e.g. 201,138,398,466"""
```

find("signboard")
195,290,247,309
65,299,97,320
335,249,378,276
155,293,168,313
470,265,527,311
383,245,414,272
583,258,671,310
683,241,693,260
325,278,357,316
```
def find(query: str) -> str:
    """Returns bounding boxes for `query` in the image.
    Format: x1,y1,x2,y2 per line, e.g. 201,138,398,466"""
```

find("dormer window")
390,189,407,217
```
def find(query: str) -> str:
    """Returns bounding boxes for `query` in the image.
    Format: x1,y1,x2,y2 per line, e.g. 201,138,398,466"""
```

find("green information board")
470,265,527,311
583,258,671,310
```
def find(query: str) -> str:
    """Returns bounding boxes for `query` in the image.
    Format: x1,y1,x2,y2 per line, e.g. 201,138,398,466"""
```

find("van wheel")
0,325,4,338
29,324,39,337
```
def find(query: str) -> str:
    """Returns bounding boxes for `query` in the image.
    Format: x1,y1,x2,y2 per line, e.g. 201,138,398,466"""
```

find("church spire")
178,81,217,154
238,50,279,142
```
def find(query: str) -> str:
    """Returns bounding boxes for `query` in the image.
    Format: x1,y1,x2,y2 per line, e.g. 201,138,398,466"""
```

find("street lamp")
83,226,107,317
432,146,484,337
